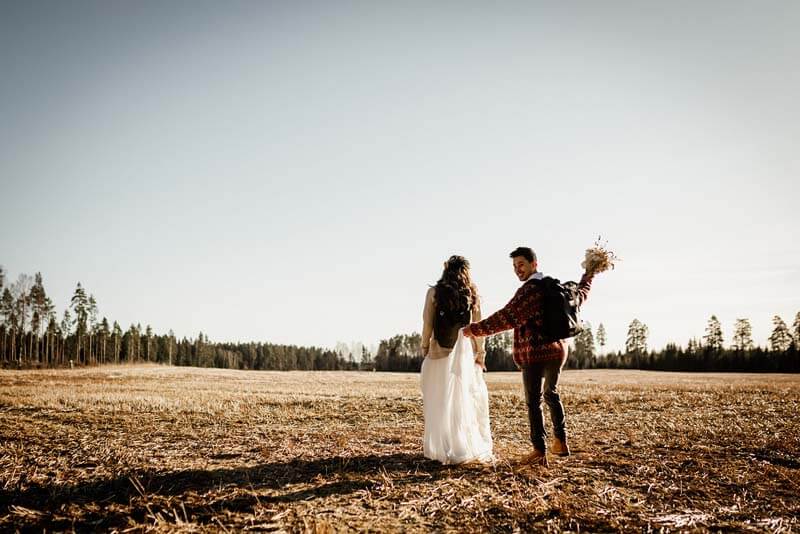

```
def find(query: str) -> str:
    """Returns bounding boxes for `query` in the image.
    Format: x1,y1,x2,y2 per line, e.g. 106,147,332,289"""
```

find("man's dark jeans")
521,359,566,451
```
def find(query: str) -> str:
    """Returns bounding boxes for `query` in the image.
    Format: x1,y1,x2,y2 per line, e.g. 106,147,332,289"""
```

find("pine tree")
125,324,139,362
792,312,800,349
134,324,142,361
0,288,13,362
196,332,206,367
573,323,595,368
596,323,607,356
60,310,72,365
626,319,648,353
769,315,792,352
625,319,648,366
87,295,98,364
70,283,89,363
139,324,145,360
44,297,55,363
29,273,49,362
703,315,724,351
99,318,110,364
145,325,153,362
45,314,57,365
731,318,754,351
112,321,122,363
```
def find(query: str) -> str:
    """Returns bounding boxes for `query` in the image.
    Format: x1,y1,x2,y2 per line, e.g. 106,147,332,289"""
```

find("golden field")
1,366,798,532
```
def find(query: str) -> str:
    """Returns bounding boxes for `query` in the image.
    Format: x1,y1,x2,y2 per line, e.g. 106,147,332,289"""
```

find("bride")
420,255,493,464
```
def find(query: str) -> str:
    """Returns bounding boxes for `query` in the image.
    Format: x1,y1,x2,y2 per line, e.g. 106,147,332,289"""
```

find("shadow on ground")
1,452,457,531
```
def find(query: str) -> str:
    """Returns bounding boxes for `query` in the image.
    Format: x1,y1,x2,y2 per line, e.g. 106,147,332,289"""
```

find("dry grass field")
1,366,798,533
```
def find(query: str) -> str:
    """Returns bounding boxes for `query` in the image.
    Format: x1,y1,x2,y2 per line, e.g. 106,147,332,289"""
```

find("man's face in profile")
512,256,536,281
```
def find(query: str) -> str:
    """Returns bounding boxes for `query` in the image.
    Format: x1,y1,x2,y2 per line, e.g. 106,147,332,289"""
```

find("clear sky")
2,1,798,354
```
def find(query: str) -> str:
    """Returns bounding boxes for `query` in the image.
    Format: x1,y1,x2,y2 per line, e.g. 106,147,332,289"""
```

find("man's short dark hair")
509,247,537,263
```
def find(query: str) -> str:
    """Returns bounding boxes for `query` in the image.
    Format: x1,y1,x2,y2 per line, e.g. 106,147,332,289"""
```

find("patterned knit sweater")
469,272,594,367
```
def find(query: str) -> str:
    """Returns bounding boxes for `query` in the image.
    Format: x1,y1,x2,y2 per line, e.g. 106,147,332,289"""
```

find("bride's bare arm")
421,287,435,357
471,300,486,368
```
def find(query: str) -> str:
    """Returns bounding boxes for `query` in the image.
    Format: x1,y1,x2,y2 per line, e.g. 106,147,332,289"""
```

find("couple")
420,247,593,466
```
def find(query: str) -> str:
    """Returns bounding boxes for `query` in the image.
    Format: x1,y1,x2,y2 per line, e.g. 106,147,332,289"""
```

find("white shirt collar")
524,271,544,282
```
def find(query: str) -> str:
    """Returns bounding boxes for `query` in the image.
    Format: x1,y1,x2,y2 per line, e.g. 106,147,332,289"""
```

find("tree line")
373,314,800,373
3,266,798,372
0,268,356,371
565,314,800,372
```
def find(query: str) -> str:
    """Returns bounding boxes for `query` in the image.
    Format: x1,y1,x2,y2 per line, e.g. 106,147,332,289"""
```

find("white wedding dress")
420,330,493,465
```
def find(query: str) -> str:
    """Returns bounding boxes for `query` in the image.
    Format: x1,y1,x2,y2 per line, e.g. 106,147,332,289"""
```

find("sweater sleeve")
470,283,536,338
576,272,594,307
421,287,435,356
470,298,486,361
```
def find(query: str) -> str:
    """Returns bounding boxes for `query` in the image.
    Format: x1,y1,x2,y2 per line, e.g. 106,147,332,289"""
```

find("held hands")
463,325,484,369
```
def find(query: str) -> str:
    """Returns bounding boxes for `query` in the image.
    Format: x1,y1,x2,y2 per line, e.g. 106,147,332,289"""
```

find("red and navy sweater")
470,273,593,367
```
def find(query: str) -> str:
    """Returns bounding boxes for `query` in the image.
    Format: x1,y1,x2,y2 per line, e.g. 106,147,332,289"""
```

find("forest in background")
373,316,800,373
0,268,355,370
1,267,798,372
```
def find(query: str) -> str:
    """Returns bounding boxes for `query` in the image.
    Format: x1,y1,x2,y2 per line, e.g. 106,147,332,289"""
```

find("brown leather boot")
520,448,548,467
551,437,570,457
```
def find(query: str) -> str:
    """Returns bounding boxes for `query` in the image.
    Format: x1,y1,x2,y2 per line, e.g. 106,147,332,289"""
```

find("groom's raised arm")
575,271,594,307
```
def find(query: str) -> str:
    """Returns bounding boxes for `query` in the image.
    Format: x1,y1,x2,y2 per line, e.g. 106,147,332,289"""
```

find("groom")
463,246,594,465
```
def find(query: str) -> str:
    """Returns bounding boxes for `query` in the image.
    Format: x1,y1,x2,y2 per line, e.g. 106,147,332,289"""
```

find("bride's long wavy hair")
434,255,478,314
